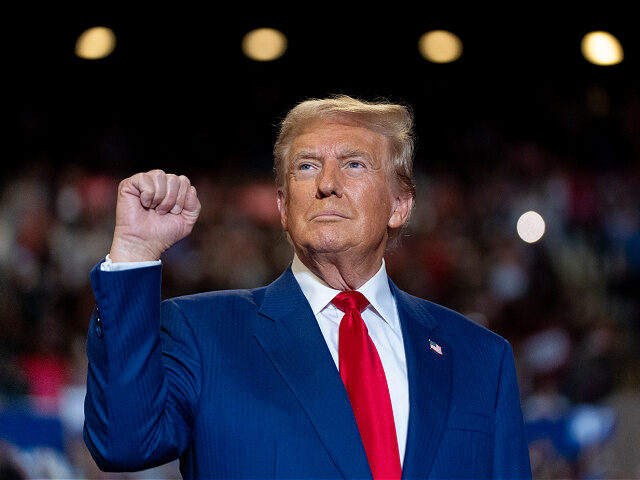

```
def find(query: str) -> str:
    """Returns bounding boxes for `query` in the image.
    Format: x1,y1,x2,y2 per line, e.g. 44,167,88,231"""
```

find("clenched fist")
109,170,201,262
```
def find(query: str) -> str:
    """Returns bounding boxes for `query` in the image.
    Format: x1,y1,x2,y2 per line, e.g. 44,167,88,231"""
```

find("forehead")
289,118,390,160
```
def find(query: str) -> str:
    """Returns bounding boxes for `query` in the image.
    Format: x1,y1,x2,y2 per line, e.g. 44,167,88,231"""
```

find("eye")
298,163,313,170
348,161,363,168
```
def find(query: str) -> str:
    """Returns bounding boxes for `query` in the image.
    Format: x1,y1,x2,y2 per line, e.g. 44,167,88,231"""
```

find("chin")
298,231,352,255
306,243,350,255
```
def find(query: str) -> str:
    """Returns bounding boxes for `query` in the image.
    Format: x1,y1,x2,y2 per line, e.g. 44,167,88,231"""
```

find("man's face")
277,118,412,258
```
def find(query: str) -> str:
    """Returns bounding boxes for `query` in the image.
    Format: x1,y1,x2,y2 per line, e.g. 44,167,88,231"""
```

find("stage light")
418,30,463,63
75,26,116,60
581,31,623,66
242,28,287,62
517,211,546,243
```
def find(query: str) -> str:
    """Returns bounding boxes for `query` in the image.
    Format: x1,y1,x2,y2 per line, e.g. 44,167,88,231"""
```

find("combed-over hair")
273,95,416,199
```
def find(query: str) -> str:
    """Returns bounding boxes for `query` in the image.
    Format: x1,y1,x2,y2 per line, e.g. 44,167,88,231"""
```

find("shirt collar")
291,253,398,328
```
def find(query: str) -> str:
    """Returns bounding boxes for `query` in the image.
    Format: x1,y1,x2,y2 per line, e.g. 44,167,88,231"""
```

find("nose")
316,159,343,198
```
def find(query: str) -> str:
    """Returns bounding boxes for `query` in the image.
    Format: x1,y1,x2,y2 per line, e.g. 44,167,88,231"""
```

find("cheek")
361,185,393,222
294,185,319,208
283,193,310,229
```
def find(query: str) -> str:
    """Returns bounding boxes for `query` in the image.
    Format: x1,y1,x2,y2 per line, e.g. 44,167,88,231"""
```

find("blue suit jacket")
84,262,531,479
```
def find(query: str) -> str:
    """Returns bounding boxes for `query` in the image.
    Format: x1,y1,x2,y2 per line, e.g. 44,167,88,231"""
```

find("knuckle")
139,172,153,185
150,169,166,179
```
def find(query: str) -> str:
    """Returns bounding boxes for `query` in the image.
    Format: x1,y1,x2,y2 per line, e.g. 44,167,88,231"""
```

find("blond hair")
273,95,416,198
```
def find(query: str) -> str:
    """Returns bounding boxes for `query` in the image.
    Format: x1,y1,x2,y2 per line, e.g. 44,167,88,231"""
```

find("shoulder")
394,286,509,361
155,287,271,348
162,286,268,318
427,298,505,345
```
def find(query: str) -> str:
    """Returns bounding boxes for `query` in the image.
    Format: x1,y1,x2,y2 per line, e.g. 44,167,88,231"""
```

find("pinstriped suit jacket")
84,261,531,479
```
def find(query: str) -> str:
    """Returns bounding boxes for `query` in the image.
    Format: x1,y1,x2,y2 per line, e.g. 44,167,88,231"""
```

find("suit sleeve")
492,341,532,479
83,262,202,471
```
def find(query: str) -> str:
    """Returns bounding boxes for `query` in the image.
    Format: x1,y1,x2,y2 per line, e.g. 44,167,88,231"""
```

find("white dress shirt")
101,253,409,464
291,254,409,464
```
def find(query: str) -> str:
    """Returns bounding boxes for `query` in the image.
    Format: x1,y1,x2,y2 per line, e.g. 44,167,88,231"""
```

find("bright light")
75,26,116,60
418,30,463,63
581,31,624,66
242,28,287,62
517,211,546,243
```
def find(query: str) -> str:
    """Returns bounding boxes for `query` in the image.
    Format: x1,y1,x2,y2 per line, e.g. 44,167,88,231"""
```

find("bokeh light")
517,211,546,243
581,31,624,66
241,28,288,62
74,26,117,60
418,30,463,63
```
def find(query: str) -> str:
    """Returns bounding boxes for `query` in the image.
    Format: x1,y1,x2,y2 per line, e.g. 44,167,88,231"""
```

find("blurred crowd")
1,86,640,479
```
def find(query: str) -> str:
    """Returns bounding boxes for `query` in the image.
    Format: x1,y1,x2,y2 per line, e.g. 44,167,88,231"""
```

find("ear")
276,188,288,231
388,193,413,229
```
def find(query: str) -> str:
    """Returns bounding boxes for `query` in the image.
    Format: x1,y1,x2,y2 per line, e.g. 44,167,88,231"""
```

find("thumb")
182,186,201,220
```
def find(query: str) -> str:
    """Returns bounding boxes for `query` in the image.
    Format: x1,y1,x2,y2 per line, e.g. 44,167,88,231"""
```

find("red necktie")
332,291,402,480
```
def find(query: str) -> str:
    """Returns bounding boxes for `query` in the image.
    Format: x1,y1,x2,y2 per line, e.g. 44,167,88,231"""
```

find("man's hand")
109,170,201,262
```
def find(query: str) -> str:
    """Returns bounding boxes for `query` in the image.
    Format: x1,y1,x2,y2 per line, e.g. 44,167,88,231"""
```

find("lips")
311,210,348,220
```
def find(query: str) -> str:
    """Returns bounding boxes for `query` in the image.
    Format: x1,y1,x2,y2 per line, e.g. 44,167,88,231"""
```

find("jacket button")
95,306,103,338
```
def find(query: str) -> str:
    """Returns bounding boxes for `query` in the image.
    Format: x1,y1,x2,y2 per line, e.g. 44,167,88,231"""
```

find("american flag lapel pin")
429,339,443,355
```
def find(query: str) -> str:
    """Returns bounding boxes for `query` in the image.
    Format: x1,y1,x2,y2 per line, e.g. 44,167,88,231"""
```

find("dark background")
8,11,638,175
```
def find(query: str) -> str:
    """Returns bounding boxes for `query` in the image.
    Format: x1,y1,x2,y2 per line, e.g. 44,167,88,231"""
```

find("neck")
294,247,385,291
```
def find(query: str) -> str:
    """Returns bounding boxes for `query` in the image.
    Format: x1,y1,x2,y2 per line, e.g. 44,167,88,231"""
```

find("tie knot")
331,291,370,314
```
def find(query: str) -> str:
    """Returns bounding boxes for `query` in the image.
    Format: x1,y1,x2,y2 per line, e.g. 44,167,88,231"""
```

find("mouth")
310,210,348,220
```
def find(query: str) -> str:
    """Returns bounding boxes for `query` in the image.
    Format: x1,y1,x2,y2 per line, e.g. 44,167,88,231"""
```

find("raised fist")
109,170,201,262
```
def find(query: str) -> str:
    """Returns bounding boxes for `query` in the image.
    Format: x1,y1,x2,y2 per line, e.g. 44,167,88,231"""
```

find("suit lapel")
254,269,372,480
391,282,453,480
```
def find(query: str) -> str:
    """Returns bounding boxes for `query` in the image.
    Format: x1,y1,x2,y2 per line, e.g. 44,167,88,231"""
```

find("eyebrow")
291,148,373,163
291,150,320,163
337,148,372,161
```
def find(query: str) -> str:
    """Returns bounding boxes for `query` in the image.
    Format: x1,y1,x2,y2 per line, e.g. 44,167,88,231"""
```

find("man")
84,95,532,479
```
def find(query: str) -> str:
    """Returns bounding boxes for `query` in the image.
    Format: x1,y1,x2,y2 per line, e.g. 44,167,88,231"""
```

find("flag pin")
429,339,443,355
